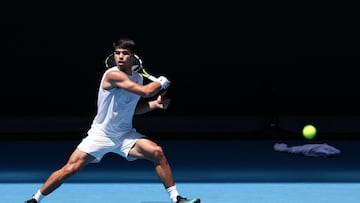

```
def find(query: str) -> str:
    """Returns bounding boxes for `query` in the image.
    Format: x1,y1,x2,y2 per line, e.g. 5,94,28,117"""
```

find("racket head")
132,54,153,80
104,52,143,71
131,54,143,72
104,52,156,81
104,53,116,68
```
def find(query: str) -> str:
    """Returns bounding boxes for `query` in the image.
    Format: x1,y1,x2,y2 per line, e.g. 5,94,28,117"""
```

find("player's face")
114,48,132,68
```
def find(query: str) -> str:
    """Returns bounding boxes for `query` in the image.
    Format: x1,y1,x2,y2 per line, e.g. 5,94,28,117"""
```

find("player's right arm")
102,70,167,98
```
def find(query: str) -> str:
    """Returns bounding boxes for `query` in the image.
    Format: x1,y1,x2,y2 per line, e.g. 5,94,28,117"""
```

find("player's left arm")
104,70,163,98
135,90,170,115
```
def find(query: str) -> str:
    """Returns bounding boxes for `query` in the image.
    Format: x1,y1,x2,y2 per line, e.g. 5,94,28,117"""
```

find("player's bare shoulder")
102,68,129,89
107,67,130,80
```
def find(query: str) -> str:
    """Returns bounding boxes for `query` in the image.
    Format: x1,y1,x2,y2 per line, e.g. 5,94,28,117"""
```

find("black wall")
1,23,358,117
1,7,359,139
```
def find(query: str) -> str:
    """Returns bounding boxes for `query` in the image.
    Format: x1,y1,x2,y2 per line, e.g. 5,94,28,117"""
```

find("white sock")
33,189,45,202
166,185,179,203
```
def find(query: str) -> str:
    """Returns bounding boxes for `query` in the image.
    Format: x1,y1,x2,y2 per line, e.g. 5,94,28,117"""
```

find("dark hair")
113,38,136,52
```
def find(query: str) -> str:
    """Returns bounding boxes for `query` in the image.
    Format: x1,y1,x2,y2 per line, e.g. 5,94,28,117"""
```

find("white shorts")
77,127,146,163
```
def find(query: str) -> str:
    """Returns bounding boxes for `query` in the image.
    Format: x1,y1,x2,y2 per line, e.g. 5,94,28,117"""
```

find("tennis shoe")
176,195,200,203
24,198,37,203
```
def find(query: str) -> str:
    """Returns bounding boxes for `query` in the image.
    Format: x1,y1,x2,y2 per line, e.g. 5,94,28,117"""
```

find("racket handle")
157,76,170,90
146,75,158,82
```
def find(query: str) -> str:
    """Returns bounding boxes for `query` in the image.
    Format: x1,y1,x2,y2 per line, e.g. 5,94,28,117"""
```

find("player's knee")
62,164,80,177
152,146,166,162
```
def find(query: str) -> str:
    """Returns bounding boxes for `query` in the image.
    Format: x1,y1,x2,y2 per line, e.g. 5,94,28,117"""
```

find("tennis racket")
104,53,158,81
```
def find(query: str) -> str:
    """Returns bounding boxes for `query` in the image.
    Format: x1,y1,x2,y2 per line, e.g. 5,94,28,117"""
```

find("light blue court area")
3,182,360,203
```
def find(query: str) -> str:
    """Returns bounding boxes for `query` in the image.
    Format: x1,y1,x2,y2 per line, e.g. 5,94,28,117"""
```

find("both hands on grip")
156,76,170,90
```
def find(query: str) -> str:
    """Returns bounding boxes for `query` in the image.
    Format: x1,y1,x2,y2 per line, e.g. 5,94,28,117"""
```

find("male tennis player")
25,38,200,203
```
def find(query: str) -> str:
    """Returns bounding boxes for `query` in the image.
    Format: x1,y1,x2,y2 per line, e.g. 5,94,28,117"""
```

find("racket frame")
105,53,158,82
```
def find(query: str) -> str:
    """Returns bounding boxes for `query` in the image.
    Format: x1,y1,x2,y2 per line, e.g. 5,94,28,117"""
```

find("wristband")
157,76,170,89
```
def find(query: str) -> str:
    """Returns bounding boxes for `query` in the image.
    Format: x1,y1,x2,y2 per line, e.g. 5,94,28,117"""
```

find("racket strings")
133,55,153,78
131,54,143,72
105,53,150,78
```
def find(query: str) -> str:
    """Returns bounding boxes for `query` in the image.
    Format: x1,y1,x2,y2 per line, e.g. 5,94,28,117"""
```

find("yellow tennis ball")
302,124,317,140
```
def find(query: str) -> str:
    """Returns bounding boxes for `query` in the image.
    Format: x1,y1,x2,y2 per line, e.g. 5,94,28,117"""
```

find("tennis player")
25,38,200,203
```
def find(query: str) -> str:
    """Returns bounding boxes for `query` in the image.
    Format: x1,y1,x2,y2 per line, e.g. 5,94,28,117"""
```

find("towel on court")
273,143,341,157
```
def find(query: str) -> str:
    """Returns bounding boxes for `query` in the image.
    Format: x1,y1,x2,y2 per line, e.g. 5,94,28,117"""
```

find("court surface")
1,139,360,202
3,182,360,203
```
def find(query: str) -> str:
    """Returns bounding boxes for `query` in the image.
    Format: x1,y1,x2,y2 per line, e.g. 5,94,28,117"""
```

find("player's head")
112,38,137,69
113,38,136,53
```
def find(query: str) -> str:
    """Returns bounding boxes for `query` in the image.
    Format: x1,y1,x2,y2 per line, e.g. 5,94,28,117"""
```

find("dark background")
0,23,295,117
1,4,359,139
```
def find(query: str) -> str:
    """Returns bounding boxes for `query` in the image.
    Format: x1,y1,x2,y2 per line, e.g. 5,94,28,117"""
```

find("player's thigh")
67,148,96,169
129,138,161,160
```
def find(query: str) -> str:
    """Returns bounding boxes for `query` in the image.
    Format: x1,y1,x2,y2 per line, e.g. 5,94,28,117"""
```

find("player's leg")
128,138,200,203
129,138,174,187
40,148,96,194
25,148,96,203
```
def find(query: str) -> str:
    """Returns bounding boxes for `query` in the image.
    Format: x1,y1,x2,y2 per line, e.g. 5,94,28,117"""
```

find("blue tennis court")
3,182,360,203
1,139,360,202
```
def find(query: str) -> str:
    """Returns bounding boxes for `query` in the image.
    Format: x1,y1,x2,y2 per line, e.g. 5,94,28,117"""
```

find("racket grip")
147,75,158,82
157,76,170,90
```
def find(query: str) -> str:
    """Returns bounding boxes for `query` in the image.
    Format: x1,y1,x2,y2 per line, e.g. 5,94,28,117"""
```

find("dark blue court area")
1,138,360,202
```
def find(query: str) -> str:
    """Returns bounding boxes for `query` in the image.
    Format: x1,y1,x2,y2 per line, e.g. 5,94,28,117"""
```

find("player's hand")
157,76,170,90
155,90,170,109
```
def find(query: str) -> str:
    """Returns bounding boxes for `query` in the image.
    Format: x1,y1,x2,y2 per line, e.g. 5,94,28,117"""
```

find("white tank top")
89,67,143,136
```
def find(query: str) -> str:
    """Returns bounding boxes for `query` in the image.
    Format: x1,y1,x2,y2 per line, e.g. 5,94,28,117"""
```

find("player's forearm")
134,101,157,115
141,82,162,98
142,76,170,98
